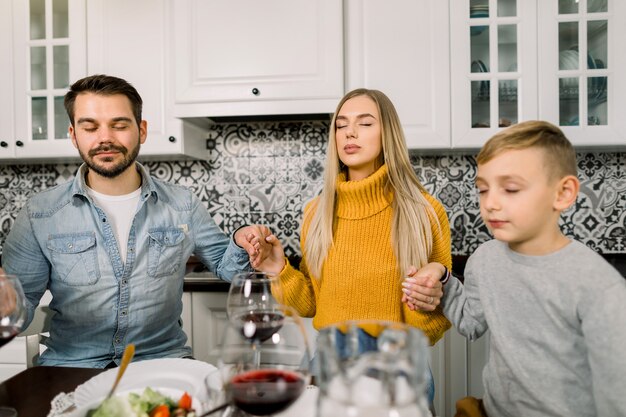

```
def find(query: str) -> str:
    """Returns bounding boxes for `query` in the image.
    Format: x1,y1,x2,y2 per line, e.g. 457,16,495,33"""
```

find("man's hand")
401,263,445,312
234,225,273,269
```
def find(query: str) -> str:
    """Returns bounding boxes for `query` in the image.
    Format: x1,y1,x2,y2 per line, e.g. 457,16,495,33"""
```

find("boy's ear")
554,175,580,211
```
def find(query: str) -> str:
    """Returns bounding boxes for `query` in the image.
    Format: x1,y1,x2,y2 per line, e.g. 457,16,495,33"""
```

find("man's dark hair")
64,74,143,126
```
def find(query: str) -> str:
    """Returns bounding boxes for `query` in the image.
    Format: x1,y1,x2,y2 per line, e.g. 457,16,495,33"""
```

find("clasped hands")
234,226,445,311
402,262,446,312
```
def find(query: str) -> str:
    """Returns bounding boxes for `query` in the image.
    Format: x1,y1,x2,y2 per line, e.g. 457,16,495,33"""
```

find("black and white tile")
0,121,624,258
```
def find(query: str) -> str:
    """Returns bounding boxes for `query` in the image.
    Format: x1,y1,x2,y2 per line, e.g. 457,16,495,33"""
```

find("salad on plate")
86,387,196,417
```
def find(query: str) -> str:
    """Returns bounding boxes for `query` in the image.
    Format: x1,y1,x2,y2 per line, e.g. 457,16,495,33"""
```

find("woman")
259,89,452,403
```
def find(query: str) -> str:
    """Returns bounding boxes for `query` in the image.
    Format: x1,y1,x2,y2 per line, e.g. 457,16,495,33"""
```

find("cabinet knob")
168,136,176,143
252,88,260,96
16,140,24,147
0,141,7,148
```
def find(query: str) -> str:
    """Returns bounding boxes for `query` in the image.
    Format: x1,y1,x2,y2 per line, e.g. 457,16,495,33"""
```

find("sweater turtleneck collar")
335,165,392,219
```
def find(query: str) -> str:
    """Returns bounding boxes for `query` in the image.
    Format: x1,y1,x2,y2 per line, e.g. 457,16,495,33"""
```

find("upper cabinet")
86,0,206,159
5,0,86,161
169,0,344,118
451,0,626,149
344,0,451,150
0,0,15,160
538,0,626,147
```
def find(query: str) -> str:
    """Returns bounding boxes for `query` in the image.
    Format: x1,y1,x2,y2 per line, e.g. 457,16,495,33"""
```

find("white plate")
74,358,216,409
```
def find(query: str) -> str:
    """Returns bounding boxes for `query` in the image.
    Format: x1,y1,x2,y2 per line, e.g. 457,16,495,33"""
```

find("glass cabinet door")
12,0,86,158
539,0,626,146
451,0,538,148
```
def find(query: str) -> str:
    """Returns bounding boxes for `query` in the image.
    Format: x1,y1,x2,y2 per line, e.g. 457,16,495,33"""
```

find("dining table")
0,366,104,417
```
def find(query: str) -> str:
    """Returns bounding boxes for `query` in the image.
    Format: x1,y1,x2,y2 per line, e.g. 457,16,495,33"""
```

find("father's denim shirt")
3,163,250,368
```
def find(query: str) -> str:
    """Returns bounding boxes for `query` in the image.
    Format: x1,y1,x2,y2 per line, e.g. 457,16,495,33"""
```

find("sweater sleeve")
277,199,318,318
403,193,452,345
424,193,452,270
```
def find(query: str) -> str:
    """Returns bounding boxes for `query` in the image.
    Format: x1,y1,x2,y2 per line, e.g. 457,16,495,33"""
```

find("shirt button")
129,248,134,253
122,279,128,286
115,338,120,344
67,243,73,249
102,218,107,222
121,310,127,316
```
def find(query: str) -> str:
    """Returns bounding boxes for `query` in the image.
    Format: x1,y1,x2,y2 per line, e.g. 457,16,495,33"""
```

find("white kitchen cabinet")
189,292,229,365
538,0,626,146
86,0,207,160
429,327,489,416
169,0,344,119
451,0,538,148
451,0,626,149
344,0,451,150
9,0,86,160
0,0,16,161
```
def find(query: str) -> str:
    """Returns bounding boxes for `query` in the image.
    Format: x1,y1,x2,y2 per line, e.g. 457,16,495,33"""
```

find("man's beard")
79,139,140,178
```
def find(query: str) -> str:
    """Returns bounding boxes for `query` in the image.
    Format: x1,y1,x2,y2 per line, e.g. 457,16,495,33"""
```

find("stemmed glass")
0,274,27,417
227,271,283,318
0,274,27,348
213,305,311,417
226,271,284,365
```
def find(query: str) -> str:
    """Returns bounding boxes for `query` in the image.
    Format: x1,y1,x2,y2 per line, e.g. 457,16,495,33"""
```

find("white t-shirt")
86,187,142,264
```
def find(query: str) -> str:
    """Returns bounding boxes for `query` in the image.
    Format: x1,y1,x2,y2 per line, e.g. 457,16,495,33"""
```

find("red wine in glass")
0,325,20,348
229,369,306,416
236,311,285,343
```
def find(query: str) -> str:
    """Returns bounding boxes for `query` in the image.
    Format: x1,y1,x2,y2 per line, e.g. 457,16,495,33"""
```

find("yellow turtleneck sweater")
279,165,452,345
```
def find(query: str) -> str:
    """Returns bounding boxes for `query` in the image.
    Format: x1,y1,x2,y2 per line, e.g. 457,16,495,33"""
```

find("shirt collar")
71,162,160,203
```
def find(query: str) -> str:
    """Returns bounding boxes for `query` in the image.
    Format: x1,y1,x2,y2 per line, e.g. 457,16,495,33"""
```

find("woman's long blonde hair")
304,88,439,279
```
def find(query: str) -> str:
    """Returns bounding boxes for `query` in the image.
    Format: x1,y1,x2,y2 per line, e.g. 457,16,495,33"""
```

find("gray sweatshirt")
442,239,626,417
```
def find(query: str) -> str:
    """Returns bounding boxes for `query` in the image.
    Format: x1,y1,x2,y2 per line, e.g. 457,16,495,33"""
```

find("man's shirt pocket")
147,227,185,278
47,232,100,286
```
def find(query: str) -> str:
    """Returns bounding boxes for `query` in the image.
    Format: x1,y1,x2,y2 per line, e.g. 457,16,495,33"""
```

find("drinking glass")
215,305,311,416
316,320,431,417
0,274,27,349
227,271,283,320
0,275,27,417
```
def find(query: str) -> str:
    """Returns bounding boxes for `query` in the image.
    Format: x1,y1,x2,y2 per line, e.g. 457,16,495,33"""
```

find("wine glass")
0,274,27,349
227,271,284,365
0,274,27,417
227,271,283,319
215,305,311,417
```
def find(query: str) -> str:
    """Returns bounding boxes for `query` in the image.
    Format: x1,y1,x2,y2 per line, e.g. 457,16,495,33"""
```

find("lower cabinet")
430,327,490,416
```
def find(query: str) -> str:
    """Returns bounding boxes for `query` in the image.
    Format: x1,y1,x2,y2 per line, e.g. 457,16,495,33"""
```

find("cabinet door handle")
168,136,176,143
252,88,260,96
0,141,8,148
16,141,24,147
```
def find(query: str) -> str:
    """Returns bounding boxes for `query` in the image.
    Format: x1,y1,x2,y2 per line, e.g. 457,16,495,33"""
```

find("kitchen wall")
0,120,625,259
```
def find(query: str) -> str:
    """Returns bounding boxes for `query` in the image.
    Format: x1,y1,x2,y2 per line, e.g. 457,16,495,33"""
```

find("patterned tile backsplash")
1,121,625,259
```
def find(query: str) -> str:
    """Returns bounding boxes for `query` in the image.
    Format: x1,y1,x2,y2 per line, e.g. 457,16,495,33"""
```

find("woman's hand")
401,263,445,312
253,234,287,275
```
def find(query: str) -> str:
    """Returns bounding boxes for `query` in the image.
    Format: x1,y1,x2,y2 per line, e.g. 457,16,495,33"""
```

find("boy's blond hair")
476,120,577,181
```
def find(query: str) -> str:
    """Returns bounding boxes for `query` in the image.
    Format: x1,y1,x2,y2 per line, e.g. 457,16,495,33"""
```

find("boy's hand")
402,263,445,312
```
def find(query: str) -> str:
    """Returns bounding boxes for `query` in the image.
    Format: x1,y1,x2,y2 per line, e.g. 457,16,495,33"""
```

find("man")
2,74,270,368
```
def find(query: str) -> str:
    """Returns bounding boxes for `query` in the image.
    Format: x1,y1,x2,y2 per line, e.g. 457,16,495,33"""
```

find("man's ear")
69,124,78,149
139,120,147,144
554,175,580,211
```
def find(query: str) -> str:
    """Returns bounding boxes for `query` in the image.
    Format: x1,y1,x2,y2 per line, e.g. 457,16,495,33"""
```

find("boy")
404,120,626,416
